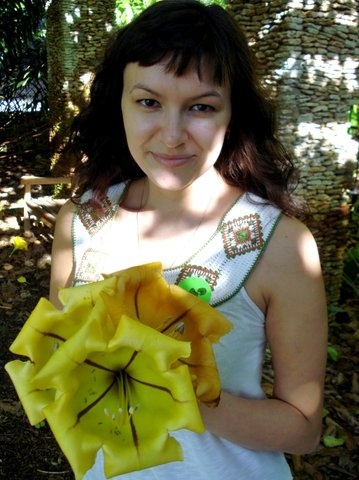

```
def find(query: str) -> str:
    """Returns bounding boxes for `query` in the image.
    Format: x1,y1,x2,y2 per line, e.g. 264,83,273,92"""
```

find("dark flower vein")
37,323,186,452
159,309,193,334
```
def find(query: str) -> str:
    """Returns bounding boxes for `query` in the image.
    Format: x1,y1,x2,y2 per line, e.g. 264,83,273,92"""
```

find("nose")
160,110,187,148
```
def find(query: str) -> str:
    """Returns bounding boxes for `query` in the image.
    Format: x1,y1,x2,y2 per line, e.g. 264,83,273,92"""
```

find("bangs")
138,51,227,86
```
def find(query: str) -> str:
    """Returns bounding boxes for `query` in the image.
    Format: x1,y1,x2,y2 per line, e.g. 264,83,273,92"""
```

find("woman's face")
121,61,231,192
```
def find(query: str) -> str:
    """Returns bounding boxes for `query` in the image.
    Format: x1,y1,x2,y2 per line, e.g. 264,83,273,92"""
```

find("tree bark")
46,0,116,170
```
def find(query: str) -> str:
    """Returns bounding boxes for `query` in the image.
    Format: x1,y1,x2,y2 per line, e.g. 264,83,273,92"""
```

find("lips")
151,152,195,168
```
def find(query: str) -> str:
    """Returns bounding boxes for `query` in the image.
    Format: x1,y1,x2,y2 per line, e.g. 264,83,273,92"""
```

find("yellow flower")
9,235,28,256
107,262,232,406
37,313,202,478
5,276,118,425
5,263,231,479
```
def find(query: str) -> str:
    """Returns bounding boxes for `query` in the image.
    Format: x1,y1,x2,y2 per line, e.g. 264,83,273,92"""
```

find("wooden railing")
20,175,71,232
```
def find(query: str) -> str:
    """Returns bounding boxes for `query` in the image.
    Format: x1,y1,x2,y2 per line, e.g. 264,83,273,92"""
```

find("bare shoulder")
266,215,322,274
246,215,324,310
57,198,77,222
54,199,76,238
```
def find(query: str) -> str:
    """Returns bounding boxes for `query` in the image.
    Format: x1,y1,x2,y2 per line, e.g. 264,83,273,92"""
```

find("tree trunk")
46,0,116,171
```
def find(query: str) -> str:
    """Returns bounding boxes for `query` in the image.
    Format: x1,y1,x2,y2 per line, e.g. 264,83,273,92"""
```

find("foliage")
347,104,359,139
327,343,340,362
342,198,359,299
0,0,47,116
115,0,227,26
115,0,156,25
342,92,359,298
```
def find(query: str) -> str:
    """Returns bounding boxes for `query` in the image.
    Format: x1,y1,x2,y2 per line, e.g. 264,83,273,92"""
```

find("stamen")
174,321,185,335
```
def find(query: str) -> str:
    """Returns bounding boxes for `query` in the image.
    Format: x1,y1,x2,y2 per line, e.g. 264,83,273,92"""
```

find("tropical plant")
115,0,227,26
0,0,47,116
341,199,359,299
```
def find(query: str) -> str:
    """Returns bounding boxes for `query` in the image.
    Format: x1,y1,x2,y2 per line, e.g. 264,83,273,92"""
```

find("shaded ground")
0,123,358,479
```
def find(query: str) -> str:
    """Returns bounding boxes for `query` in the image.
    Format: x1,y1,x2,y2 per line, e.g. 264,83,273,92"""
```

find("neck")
143,168,225,215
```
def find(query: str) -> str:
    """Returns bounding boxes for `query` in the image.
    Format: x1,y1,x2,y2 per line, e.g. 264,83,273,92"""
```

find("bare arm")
200,216,328,455
49,200,76,308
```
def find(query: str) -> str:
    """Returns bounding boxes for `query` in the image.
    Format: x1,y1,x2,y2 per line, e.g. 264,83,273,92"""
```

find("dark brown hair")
64,0,302,216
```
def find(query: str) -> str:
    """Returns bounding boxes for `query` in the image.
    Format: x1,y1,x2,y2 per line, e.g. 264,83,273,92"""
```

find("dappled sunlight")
295,121,358,166
297,230,323,278
1,183,24,234
333,13,357,27
274,53,358,93
80,72,94,100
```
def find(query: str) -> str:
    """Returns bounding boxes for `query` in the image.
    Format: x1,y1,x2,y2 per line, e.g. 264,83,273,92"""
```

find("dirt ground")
0,128,358,479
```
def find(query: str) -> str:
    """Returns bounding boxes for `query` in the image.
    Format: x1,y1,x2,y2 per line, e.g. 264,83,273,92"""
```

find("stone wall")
228,0,358,305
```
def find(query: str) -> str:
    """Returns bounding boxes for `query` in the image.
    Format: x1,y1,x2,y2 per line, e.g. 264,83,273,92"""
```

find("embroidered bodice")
73,182,282,308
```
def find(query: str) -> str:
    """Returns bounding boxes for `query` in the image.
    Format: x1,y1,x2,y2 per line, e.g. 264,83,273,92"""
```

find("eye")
137,99,160,108
191,104,215,113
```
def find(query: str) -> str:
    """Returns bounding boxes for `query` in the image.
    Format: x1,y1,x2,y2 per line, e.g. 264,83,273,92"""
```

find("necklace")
135,179,214,269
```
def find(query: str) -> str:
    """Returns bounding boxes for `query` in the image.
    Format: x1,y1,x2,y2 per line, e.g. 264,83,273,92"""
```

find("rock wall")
228,0,359,305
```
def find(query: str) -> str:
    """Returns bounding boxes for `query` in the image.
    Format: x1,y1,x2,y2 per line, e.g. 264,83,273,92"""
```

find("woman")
50,1,327,479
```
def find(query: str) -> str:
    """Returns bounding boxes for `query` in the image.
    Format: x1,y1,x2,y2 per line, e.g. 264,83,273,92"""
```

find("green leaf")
327,304,346,316
323,435,345,448
327,344,340,362
322,407,329,418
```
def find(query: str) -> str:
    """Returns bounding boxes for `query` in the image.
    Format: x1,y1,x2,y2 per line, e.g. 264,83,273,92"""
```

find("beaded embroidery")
76,248,110,284
176,265,219,290
221,213,263,259
78,197,114,236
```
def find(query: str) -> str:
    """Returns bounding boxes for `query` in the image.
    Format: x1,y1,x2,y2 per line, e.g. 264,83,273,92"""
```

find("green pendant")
178,277,212,303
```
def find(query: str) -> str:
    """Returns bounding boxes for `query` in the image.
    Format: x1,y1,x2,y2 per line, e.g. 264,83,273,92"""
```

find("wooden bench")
20,175,71,232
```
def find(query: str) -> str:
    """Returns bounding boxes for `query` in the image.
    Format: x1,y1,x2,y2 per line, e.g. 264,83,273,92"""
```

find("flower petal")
58,276,117,310
110,263,232,405
5,297,84,424
5,360,55,425
5,277,118,425
39,314,203,479
31,296,115,392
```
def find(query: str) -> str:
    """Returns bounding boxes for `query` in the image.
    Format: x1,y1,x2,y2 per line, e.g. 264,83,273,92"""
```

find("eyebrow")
130,83,223,100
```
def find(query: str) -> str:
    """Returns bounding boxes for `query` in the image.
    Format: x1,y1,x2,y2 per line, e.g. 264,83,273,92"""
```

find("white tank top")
73,183,293,480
